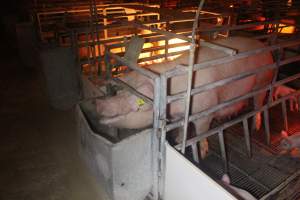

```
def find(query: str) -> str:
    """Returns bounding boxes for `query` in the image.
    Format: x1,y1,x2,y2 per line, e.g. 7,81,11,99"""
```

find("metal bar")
181,0,205,155
165,39,300,78
85,32,92,77
89,0,97,76
259,170,300,200
158,74,167,198
263,109,271,145
121,20,192,43
167,63,277,104
210,150,271,191
111,78,153,105
107,41,190,52
279,55,300,66
275,73,300,87
168,75,300,134
76,31,190,48
218,130,228,173
188,85,270,125
191,143,200,163
200,40,237,56
254,34,273,40
198,20,279,33
164,37,168,61
138,50,188,63
165,45,279,78
92,0,102,77
107,52,159,80
152,77,161,200
281,100,288,131
174,89,300,149
242,119,252,158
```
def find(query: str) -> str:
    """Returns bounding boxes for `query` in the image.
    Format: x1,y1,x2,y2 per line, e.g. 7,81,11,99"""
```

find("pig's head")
95,82,154,129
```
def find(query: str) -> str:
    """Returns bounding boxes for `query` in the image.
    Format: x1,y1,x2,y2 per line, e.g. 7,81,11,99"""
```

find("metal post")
242,118,252,158
155,73,169,199
181,0,205,155
218,130,228,173
153,77,161,200
91,0,102,78
281,100,289,131
164,21,169,61
85,32,92,77
263,109,271,145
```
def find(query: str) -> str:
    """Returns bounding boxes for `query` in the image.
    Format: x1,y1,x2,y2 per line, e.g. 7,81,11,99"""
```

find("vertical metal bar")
191,143,200,163
71,30,83,100
103,8,108,39
164,21,169,61
265,34,282,146
181,0,205,154
218,130,228,174
242,118,252,158
92,0,102,78
153,77,161,200
85,32,91,77
164,37,168,61
89,0,97,77
281,100,288,131
104,50,114,96
263,109,271,145
158,74,168,199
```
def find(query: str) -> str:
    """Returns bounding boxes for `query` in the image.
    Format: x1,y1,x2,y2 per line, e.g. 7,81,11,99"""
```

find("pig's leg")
251,92,268,132
193,116,214,159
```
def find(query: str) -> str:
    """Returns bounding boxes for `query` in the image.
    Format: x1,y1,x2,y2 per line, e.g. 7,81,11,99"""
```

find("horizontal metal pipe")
167,77,300,133
121,21,192,42
200,40,237,55
138,50,189,63
175,89,300,149
260,170,300,200
198,20,279,33
112,78,154,105
107,52,159,80
166,39,300,78
108,41,190,53
165,46,278,78
279,55,300,66
76,31,191,48
167,63,277,104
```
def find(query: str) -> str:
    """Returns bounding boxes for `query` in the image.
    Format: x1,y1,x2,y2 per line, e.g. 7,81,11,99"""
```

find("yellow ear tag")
136,98,145,107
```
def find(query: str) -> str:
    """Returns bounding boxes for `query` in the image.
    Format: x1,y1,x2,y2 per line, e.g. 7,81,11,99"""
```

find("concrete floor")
0,36,107,200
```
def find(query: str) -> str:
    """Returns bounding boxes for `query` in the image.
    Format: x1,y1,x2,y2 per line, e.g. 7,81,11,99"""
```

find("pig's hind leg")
193,116,214,160
251,91,269,133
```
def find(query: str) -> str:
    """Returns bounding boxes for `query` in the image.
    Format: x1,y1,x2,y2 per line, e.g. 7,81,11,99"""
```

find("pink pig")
221,174,257,200
273,85,299,112
95,36,274,158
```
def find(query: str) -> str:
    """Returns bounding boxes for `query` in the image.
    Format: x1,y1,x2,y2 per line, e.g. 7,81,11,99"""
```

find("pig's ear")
221,174,231,184
281,130,288,138
128,83,153,111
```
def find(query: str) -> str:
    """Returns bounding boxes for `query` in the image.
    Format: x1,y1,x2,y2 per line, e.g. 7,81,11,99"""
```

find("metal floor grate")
195,105,300,199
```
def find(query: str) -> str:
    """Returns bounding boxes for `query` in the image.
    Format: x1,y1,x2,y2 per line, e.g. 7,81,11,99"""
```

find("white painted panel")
164,143,237,200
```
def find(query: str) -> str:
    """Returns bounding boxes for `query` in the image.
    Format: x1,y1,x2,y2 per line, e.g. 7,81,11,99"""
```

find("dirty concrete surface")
0,33,107,200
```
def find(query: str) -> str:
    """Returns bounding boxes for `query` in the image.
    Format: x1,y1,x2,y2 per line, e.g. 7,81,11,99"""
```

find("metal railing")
103,16,300,200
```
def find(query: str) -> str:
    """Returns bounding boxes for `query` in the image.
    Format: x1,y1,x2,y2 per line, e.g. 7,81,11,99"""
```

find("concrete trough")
76,105,154,200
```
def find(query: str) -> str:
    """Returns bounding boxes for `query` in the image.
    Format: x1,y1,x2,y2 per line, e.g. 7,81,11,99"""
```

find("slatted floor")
196,104,300,199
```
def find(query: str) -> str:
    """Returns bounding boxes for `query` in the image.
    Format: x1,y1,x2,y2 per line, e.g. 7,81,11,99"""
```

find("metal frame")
102,15,300,200
34,2,161,42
